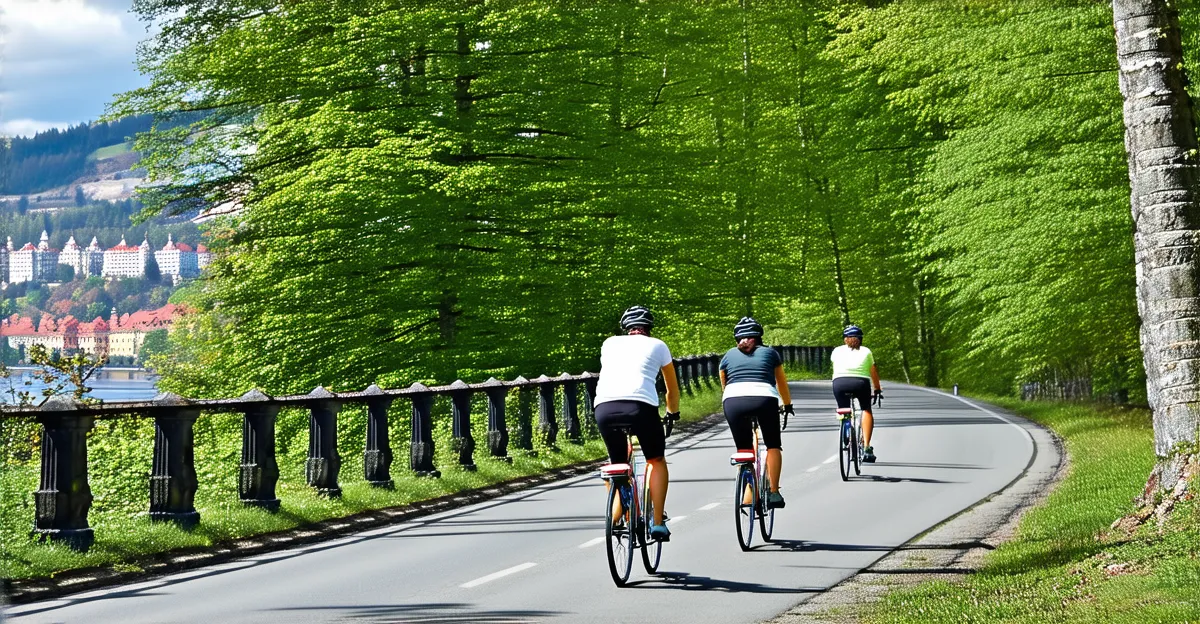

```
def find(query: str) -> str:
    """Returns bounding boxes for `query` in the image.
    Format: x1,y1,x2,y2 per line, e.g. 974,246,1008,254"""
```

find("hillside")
0,116,152,199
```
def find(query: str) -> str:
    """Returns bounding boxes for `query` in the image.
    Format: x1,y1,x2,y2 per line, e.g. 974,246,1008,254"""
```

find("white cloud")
0,117,73,137
0,0,147,132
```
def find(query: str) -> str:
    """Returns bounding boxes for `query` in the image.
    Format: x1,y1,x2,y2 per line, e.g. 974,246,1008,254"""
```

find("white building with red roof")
102,235,151,279
154,233,200,279
0,304,185,360
8,231,60,283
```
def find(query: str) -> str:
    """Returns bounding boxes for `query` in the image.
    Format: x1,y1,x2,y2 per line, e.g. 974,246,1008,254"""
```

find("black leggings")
723,396,782,450
594,400,666,463
832,376,872,410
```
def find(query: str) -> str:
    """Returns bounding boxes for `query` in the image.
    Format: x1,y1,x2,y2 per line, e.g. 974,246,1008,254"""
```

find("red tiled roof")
196,244,209,253
175,243,195,252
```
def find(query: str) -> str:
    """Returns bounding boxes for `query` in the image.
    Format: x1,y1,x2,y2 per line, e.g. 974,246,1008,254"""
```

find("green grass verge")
857,398,1200,623
0,384,727,581
87,142,133,161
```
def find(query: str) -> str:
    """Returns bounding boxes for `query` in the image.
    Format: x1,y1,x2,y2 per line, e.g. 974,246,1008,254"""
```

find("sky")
0,0,149,138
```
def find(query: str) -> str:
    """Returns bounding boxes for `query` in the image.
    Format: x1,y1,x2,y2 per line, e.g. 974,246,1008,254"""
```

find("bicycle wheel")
640,476,662,574
758,469,775,542
734,466,756,551
839,420,852,482
605,483,634,586
854,419,864,476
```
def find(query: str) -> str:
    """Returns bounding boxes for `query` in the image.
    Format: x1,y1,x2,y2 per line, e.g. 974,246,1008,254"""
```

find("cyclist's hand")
664,411,681,437
780,404,795,416
872,389,883,407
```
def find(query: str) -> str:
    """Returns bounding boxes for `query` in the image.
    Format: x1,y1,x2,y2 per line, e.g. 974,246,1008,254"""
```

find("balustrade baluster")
536,376,559,449
33,396,94,552
305,387,342,497
149,393,201,528
483,378,511,462
560,374,582,443
409,384,439,476
514,378,536,455
449,381,477,471
239,390,281,511
363,385,394,488
582,373,599,437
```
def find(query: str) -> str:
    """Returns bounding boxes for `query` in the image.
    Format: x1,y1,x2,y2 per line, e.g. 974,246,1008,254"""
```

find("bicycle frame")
731,417,774,550
837,395,864,480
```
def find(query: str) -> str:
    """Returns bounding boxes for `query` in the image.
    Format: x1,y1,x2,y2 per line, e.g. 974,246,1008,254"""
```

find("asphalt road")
9,381,1036,624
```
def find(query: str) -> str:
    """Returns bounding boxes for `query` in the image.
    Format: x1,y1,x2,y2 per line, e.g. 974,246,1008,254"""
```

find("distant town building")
154,233,200,279
0,303,184,361
9,231,60,284
196,244,212,271
0,238,10,285
102,235,151,279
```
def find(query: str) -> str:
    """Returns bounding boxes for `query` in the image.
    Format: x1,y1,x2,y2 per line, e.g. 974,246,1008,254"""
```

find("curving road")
9,381,1036,624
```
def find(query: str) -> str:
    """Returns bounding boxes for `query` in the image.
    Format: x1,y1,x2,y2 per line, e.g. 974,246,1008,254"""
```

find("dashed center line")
669,515,688,523
578,537,604,549
822,454,838,464
698,502,720,511
806,464,821,473
460,562,537,588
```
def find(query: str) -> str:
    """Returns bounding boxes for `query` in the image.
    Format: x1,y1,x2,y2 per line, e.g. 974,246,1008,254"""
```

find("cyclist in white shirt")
831,325,882,462
594,305,681,541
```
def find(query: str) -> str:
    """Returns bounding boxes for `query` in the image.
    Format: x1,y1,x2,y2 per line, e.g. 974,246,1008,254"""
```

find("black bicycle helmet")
734,316,763,339
843,324,864,338
620,305,654,331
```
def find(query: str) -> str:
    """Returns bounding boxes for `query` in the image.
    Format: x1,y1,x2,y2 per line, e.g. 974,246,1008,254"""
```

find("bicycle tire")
839,420,852,482
759,470,775,541
605,483,634,586
641,476,662,574
734,466,756,551
854,418,864,476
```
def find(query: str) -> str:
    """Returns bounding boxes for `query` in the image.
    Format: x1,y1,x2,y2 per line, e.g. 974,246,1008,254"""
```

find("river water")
1,368,159,404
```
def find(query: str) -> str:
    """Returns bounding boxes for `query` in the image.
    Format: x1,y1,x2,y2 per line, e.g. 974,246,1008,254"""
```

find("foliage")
0,116,151,195
0,199,202,254
858,399,1200,623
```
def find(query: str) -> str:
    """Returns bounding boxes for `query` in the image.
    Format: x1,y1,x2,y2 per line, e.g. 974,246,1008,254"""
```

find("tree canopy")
114,0,1180,400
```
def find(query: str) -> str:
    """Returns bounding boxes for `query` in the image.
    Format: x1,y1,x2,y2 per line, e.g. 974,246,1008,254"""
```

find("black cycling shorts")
723,396,782,451
594,400,666,463
832,376,872,410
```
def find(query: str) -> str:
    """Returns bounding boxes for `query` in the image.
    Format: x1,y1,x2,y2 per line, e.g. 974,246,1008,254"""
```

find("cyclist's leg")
634,403,668,526
724,397,759,504
831,378,854,411
596,401,637,522
853,381,874,447
755,400,783,493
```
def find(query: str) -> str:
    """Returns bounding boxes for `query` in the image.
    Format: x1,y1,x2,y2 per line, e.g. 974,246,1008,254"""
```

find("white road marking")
806,464,821,473
460,562,538,588
905,385,1035,457
669,515,688,523
698,502,720,511
577,537,604,549
822,454,838,464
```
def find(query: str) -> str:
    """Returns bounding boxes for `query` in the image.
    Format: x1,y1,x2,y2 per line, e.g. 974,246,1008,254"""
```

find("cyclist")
831,325,882,462
594,305,681,542
719,317,794,509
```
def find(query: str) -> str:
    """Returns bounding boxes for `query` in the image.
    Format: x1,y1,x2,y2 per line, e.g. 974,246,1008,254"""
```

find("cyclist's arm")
719,369,727,388
773,365,792,405
660,362,681,413
870,363,881,392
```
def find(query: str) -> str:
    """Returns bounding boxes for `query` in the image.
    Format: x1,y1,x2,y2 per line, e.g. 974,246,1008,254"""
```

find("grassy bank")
0,385,726,580
858,398,1200,623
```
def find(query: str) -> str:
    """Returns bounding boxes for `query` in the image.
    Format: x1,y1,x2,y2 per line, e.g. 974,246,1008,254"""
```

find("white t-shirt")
595,334,674,406
831,345,875,379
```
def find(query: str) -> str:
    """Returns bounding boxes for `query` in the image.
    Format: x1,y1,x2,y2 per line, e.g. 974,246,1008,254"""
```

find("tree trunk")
825,201,852,327
1113,0,1200,495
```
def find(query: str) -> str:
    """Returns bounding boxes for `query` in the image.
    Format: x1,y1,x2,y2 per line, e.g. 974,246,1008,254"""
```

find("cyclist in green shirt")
831,325,882,462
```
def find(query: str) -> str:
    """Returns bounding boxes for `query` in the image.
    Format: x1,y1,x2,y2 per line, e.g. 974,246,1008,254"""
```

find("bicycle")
837,395,865,481
730,415,774,550
599,414,677,587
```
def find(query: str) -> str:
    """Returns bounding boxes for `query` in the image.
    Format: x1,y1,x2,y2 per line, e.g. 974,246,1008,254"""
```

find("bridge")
3,347,1048,623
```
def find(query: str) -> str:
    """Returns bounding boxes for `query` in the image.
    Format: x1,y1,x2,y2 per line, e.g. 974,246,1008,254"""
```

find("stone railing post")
33,396,94,552
149,393,201,528
483,378,510,462
305,387,342,497
362,385,394,488
559,374,582,443
239,390,281,511
679,357,693,395
449,381,477,471
582,373,599,437
409,383,439,476
536,375,559,449
514,377,535,455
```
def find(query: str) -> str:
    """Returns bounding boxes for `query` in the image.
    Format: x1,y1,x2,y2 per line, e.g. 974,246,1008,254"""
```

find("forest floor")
802,398,1200,623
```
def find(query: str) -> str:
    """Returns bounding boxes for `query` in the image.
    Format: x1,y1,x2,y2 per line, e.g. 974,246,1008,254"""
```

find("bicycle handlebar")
664,411,681,437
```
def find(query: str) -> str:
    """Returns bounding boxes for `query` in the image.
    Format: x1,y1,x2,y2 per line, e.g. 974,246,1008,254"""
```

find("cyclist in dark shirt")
719,317,794,509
